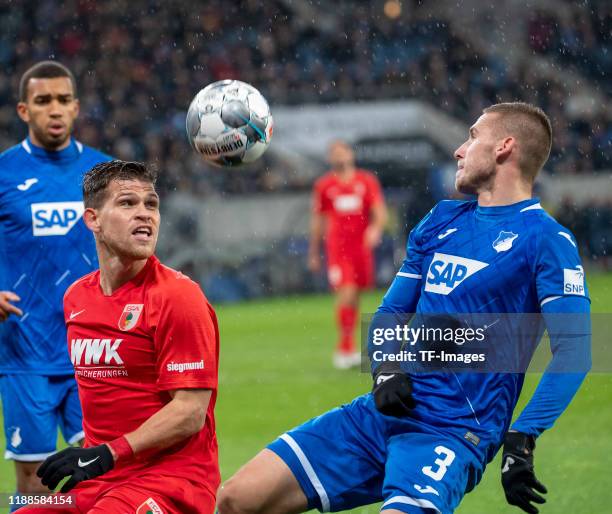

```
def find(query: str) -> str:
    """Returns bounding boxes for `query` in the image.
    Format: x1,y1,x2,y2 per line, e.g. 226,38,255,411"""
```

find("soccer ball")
186,80,273,167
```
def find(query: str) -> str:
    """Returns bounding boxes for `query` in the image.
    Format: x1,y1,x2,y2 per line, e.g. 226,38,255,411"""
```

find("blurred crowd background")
0,0,610,299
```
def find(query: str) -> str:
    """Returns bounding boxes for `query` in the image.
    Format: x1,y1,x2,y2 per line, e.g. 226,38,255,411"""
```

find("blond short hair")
484,102,552,181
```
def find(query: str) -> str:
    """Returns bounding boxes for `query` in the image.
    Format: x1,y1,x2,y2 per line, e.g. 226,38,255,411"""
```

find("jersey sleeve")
535,227,590,306
375,211,427,314
392,204,437,282
153,281,219,391
511,295,591,436
370,208,432,371
312,178,329,214
366,173,384,207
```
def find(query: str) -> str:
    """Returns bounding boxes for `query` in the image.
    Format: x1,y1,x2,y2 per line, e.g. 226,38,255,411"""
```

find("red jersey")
63,255,220,504
312,169,384,250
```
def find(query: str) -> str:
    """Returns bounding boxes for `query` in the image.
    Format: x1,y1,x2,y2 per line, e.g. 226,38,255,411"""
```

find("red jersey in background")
313,169,384,288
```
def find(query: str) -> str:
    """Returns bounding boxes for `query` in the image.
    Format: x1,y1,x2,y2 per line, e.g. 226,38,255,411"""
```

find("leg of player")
2,374,82,508
15,460,49,491
217,449,308,514
333,284,360,369
58,375,85,448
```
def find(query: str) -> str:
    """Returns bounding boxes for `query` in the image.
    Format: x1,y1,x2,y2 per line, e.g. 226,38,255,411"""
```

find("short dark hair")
83,160,158,209
19,61,77,102
483,102,552,181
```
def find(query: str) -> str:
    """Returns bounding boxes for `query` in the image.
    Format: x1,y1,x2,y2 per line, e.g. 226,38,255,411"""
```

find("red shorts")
19,472,216,514
326,243,374,290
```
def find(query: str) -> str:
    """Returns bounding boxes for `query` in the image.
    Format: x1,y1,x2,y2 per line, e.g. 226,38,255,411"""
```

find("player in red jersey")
20,160,220,514
308,141,387,369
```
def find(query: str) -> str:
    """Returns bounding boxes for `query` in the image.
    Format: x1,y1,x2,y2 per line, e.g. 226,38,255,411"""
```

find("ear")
73,98,80,117
495,136,515,163
16,102,29,123
83,207,101,233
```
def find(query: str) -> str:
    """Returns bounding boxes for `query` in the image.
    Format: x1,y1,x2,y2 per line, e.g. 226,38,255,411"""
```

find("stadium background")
0,0,610,512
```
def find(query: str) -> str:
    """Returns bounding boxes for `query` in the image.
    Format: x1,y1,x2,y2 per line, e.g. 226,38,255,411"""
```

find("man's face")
328,143,355,172
93,179,160,261
17,77,79,150
453,113,499,194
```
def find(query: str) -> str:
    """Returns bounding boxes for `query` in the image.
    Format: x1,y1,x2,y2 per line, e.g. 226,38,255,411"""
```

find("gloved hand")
501,431,547,514
37,444,114,493
372,365,414,417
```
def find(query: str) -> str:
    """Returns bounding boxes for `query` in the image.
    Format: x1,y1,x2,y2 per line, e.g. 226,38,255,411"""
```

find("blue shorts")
268,394,487,514
0,374,83,461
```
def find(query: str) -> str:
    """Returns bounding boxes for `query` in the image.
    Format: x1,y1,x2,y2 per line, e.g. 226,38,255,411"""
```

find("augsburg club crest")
118,304,144,331
136,497,164,514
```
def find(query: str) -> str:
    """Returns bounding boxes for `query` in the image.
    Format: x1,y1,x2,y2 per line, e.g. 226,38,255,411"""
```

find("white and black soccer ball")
186,80,273,167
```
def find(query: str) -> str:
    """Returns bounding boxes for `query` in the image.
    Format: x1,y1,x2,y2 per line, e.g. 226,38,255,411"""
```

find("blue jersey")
373,198,589,460
0,138,110,374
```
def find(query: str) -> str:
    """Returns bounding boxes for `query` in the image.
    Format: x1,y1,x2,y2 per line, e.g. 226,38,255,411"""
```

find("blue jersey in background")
0,137,110,375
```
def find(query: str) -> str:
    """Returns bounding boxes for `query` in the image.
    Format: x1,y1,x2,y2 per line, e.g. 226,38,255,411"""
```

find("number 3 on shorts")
421,445,456,481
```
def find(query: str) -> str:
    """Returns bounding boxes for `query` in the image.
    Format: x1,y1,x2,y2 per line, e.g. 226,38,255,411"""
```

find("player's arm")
511,296,591,435
119,388,211,457
364,201,388,248
501,296,591,514
308,210,325,273
364,176,388,248
308,179,327,273
0,291,23,321
369,207,428,356
36,389,213,493
369,259,421,417
369,207,430,417
501,230,591,514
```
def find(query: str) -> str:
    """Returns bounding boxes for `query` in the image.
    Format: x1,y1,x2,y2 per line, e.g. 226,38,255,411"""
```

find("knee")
337,287,358,306
217,479,257,514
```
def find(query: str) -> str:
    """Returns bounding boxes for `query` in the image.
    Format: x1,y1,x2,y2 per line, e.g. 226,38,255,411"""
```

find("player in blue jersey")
0,61,110,506
217,102,591,514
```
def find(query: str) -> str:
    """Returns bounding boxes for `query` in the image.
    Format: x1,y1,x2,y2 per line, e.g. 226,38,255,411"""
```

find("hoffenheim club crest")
492,231,518,253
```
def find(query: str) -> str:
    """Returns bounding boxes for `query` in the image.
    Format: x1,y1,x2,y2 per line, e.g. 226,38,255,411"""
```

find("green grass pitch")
1,273,610,513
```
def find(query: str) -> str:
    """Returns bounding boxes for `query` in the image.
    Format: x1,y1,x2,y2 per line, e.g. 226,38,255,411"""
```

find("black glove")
501,432,547,514
372,365,414,417
37,444,115,493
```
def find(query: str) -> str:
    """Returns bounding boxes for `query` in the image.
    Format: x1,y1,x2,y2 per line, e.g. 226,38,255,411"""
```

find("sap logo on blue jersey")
31,201,85,236
425,252,489,295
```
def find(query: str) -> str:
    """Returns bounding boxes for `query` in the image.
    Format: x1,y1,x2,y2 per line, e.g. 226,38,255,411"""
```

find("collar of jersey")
25,137,80,162
96,255,158,297
475,198,540,218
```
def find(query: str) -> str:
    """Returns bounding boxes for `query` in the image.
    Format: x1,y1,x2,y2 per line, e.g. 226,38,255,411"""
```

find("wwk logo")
70,339,124,366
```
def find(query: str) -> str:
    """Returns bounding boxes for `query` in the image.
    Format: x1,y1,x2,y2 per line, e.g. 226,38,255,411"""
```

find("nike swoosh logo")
69,309,85,320
438,228,458,240
17,178,39,191
502,456,515,473
376,374,394,385
78,456,100,467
